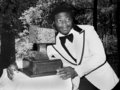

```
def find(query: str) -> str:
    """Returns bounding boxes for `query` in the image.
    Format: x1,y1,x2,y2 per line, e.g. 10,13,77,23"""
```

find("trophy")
22,25,63,77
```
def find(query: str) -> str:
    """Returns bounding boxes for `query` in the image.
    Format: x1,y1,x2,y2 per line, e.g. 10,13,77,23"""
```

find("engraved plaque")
29,25,55,44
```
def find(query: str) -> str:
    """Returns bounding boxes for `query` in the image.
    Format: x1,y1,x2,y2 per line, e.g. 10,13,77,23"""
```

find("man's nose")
62,21,67,26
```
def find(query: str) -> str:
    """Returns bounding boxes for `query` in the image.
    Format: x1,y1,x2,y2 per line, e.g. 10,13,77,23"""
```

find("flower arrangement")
19,3,52,27
16,1,53,62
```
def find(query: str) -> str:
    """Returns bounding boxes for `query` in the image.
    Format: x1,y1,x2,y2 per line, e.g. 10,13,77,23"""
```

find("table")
0,69,72,90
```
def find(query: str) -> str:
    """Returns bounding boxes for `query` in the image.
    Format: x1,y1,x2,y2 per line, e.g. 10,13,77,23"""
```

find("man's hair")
49,2,78,24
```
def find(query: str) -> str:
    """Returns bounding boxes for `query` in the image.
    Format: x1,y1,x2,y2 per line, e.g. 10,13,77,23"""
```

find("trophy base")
21,58,63,77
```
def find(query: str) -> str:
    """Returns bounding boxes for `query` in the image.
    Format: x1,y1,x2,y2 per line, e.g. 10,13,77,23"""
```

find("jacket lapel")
53,30,85,65
74,30,85,65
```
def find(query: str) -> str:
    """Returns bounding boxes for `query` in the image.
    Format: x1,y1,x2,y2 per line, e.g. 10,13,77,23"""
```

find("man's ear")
52,22,58,36
52,22,55,29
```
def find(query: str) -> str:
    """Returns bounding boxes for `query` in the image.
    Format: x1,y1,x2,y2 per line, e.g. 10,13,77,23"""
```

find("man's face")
54,12,73,35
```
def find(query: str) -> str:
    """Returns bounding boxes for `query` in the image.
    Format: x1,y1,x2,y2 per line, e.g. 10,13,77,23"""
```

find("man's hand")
57,66,78,80
7,63,18,80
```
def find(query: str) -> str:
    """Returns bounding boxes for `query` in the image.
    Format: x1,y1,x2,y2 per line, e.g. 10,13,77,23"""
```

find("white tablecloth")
0,69,72,90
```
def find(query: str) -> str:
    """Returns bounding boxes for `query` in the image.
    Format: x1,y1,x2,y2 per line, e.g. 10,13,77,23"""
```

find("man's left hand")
57,66,78,80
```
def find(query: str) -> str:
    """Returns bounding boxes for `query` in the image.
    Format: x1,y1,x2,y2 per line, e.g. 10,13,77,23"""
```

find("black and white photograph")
0,0,120,90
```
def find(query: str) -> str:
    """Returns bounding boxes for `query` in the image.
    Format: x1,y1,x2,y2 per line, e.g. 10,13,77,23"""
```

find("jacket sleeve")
75,25,106,78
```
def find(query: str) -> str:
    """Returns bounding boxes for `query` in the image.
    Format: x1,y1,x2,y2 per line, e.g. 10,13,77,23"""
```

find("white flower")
19,2,52,27
15,31,33,61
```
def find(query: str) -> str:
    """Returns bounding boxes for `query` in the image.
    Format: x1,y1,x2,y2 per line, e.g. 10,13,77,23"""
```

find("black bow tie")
60,34,73,44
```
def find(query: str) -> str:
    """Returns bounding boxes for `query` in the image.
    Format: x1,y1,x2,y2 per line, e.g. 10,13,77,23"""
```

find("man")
47,2,119,90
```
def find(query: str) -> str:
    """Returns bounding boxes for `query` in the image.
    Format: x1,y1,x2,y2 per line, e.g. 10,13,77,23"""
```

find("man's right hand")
7,64,18,80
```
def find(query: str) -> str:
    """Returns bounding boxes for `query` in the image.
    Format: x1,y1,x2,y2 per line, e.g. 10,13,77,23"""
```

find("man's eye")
57,19,62,23
66,18,71,22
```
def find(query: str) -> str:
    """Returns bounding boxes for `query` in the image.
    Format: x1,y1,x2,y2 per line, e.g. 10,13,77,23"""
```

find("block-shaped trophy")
22,25,63,77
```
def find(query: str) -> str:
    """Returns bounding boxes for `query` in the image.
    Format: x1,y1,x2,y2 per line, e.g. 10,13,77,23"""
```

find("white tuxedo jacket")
47,25,119,90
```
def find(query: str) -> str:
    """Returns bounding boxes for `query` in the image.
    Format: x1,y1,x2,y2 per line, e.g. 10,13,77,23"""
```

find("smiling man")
47,2,119,90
